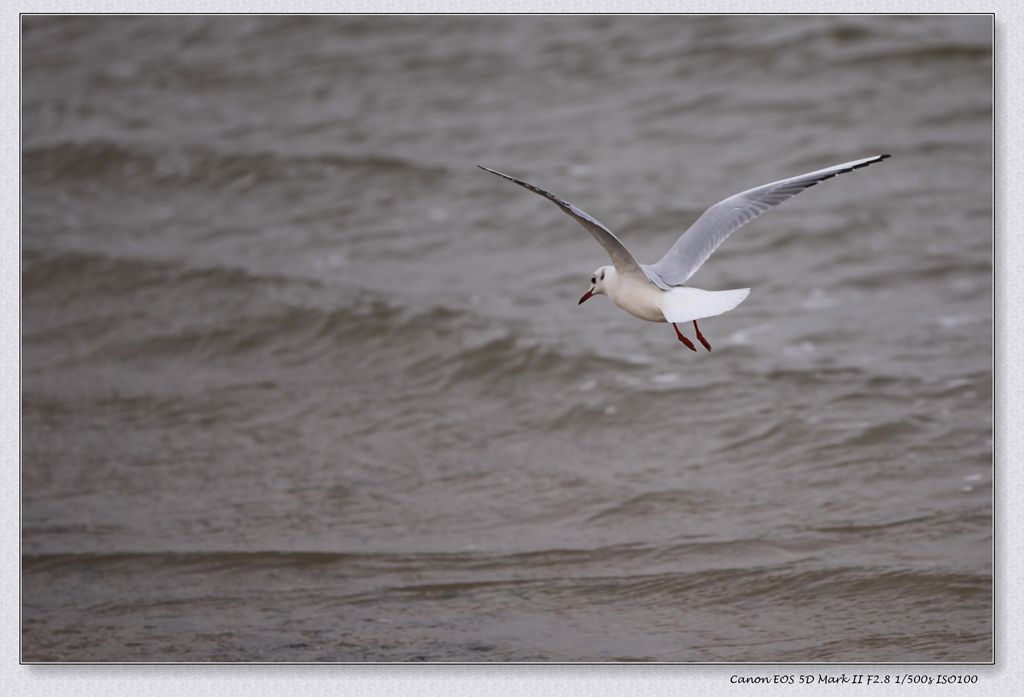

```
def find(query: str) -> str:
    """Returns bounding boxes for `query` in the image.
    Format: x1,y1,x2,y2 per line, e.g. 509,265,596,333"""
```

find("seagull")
479,154,890,351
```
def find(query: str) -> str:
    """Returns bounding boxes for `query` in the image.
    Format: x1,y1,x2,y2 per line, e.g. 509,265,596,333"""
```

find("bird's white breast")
606,273,667,323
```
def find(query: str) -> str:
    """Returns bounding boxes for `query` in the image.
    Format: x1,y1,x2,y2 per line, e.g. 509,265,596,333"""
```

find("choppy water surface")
22,15,991,662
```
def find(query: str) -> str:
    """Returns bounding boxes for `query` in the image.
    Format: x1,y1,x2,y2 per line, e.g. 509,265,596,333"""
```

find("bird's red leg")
672,323,697,352
693,320,712,352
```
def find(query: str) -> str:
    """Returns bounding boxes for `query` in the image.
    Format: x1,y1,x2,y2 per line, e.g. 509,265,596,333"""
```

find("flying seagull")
479,154,890,351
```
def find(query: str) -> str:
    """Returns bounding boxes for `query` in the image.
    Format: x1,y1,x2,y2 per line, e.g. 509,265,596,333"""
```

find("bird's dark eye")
591,277,596,284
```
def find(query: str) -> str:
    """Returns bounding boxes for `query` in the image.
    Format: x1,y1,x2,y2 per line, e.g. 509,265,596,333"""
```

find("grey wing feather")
478,165,648,279
644,154,891,288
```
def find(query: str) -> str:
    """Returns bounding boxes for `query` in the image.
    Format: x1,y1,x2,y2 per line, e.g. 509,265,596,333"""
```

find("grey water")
22,15,991,662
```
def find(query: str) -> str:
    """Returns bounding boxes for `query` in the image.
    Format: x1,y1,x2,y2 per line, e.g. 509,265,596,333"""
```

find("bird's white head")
579,265,613,305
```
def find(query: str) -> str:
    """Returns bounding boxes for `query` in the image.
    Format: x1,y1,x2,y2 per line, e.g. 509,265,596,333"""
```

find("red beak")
578,289,594,305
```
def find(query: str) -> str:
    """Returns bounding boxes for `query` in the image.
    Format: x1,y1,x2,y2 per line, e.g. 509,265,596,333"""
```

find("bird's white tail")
658,287,750,324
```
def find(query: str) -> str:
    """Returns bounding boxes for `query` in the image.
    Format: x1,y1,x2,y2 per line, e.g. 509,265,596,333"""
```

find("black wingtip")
879,153,891,160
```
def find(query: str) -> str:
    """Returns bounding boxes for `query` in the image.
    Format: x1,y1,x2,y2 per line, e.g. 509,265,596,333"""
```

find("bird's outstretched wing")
478,165,648,279
643,154,891,288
